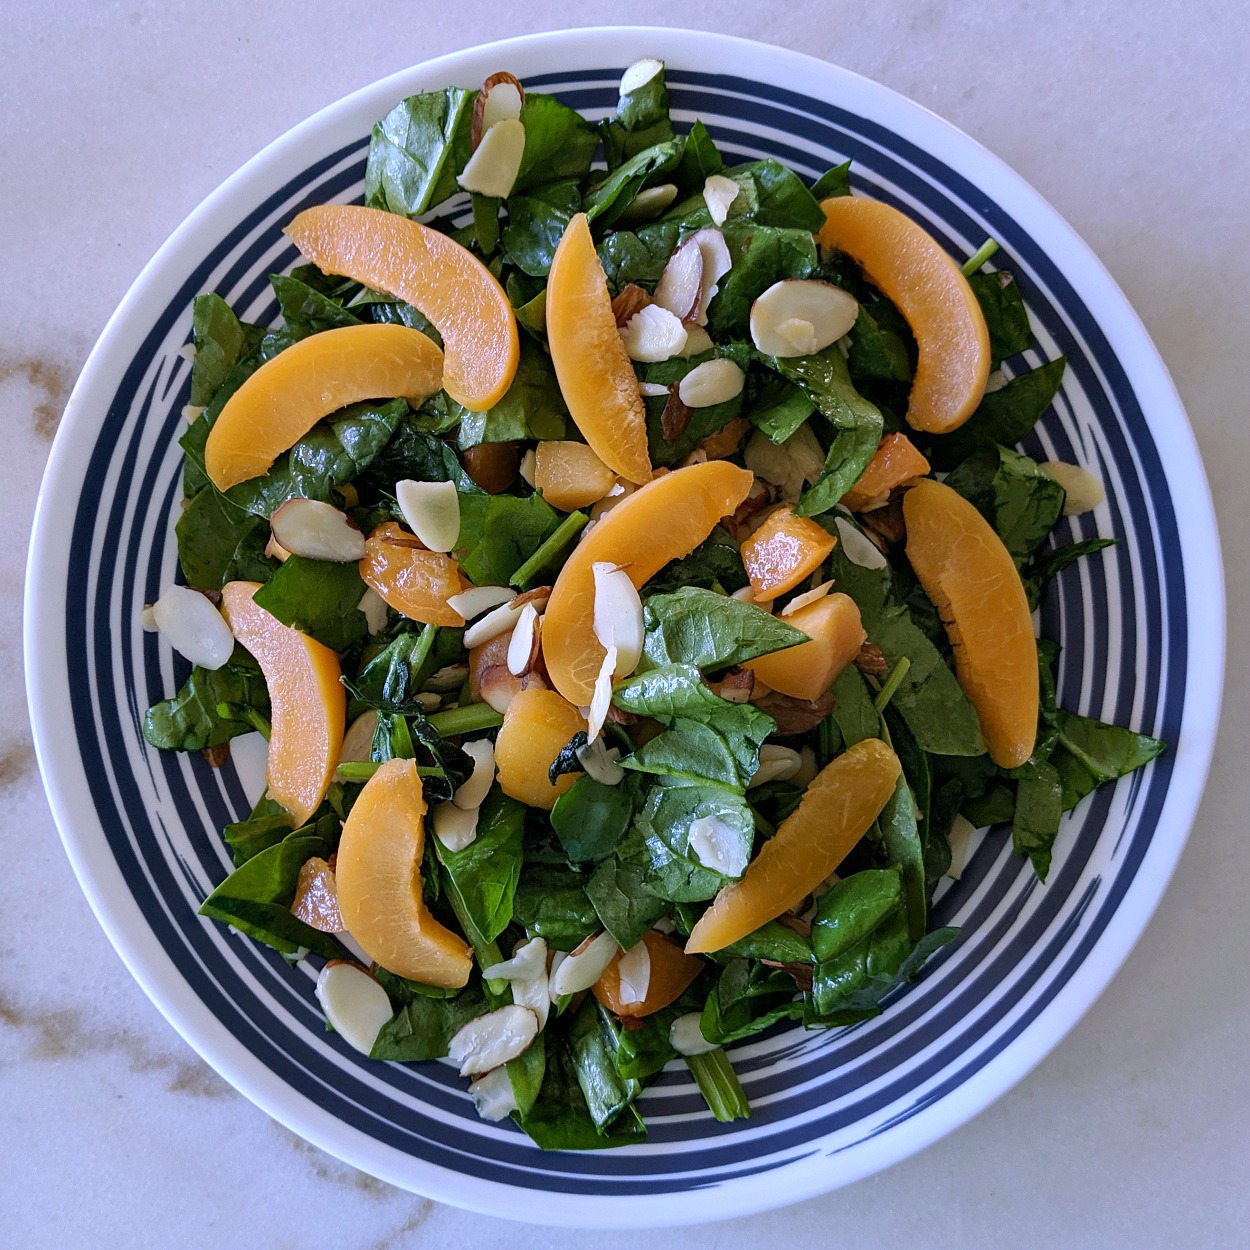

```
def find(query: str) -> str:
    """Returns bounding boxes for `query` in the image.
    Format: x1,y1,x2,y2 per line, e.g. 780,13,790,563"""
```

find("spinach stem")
961,237,1000,275
873,656,912,713
510,510,589,590
336,760,444,781
428,703,505,736
217,703,271,741
686,1048,751,1122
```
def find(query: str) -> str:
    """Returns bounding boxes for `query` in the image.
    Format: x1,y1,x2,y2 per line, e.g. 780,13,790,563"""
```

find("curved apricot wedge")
494,687,587,810
285,204,519,411
818,197,990,433
745,592,866,701
220,581,345,825
903,478,1038,768
359,522,467,627
546,213,651,484
592,931,704,1019
543,460,754,704
534,440,617,512
334,757,472,988
686,738,902,954
204,324,443,492
740,505,837,601
842,433,931,512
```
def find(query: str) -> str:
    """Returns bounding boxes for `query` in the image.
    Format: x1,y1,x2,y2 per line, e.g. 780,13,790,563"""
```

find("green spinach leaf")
551,776,638,864
945,445,1066,563
369,985,489,1061
252,556,367,651
364,88,474,217
641,586,807,670
143,647,271,751
452,339,568,447
455,490,561,585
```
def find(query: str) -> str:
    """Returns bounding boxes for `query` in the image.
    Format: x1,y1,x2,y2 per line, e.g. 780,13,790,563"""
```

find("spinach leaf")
364,88,474,217
358,414,477,495
707,223,819,335
810,160,852,200
513,862,599,950
877,778,927,940
1011,757,1064,880
846,305,913,384
269,272,362,337
747,374,817,443
223,795,292,866
659,159,825,233
143,647,271,751
568,999,641,1131
252,556,367,651
672,119,724,191
369,985,489,1061
451,339,568,448
508,509,588,590
551,776,637,863
636,343,752,465
602,62,674,168
349,625,447,712
716,919,814,964
647,525,749,595
641,586,807,670
926,358,1066,469
967,270,1031,369
584,138,684,230
945,445,1066,563
829,664,880,749
470,193,502,256
585,855,669,948
502,179,581,277
596,225,680,292
198,822,340,958
700,959,803,1044
810,867,903,961
189,293,260,407
513,93,600,193
455,490,561,585
1022,537,1116,610
369,965,461,1003
1052,709,1166,812
176,487,275,589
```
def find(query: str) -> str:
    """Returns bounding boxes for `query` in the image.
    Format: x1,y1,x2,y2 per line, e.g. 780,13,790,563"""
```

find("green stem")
335,760,443,782
686,1048,751,1122
217,703,271,741
873,656,911,714
509,510,589,590
427,703,504,736
961,237,1000,276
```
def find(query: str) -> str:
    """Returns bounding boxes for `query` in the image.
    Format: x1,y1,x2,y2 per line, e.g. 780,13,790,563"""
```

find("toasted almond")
749,744,804,788
457,117,526,198
619,56,664,95
395,479,460,553
447,1005,539,1076
660,387,694,444
268,498,366,563
152,585,234,670
336,710,379,779
508,586,552,610
611,283,652,327
617,183,678,224
468,1065,519,1121
426,662,469,693
781,579,834,616
615,940,651,1006
476,662,524,715
620,304,688,363
1042,461,1106,515
506,602,541,677
678,358,745,408
669,1012,718,1056
453,738,497,811
463,599,525,649
653,236,704,322
576,735,626,786
834,514,889,570
357,587,388,634
433,800,479,852
549,931,619,996
688,814,750,877
750,279,859,358
448,584,514,620
592,562,644,676
472,71,524,148
855,641,890,676
703,173,740,226
314,962,392,1055
751,688,835,736
586,643,618,744
690,228,732,326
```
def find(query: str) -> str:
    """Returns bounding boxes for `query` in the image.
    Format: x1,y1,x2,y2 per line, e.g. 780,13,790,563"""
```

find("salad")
142,58,1165,1148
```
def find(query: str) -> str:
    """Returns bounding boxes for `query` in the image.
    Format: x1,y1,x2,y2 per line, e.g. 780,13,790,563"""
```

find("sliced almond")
269,498,366,563
472,71,524,148
688,814,749,877
510,962,552,1032
549,931,619,996
395,479,460,553
680,324,715,357
619,304,688,363
707,667,755,704
576,736,626,786
506,602,541,677
139,604,158,632
592,562,644,676
611,283,652,327
669,1012,718,1056
638,381,670,398
619,56,664,95
750,279,859,358
781,579,834,616
447,1004,539,1076
463,599,525,649
786,423,827,485
749,744,804,788
1042,461,1106,516
468,1066,519,1122
482,935,548,983
946,814,980,880
508,586,552,610
433,800,479,852
586,644,618,744
457,117,526,199
453,738,496,811
425,662,469,693
653,236,704,322
518,448,537,487
703,173,740,226
678,358,745,408
589,479,636,521
793,744,820,789
732,584,774,613
448,584,514,621
615,941,651,1006
477,662,531,715
182,404,205,423
357,587,388,634
617,183,678,225
690,228,732,326
336,710,378,779
834,514,889,570
314,962,392,1056
152,584,234,670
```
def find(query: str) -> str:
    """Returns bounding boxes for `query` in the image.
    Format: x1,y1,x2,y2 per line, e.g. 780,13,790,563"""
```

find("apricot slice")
745,592,866,701
359,522,467,627
740,505,837,601
592,931,704,1019
334,757,472,988
285,204,519,411
494,686,587,811
903,478,1037,768
290,856,345,933
534,440,617,512
818,197,990,433
546,213,651,485
220,581,345,825
542,460,754,705
841,433,931,512
204,324,443,492
686,738,901,954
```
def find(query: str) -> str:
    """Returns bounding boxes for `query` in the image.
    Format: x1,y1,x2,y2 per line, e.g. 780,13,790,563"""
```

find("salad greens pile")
144,60,1164,1148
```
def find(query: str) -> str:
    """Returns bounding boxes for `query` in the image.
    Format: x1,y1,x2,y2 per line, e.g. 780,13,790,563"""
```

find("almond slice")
577,735,626,786
1042,461,1106,515
618,183,678,225
690,228,732,326
688,814,749,877
669,1012,718,1056
314,962,392,1056
834,514,889,570
619,304,688,363
468,1066,519,1121
395,478,460,553
457,117,526,199
946,814,980,880
472,71,524,148
269,498,366,563
425,662,469,693
506,602,541,676
356,587,388,634
463,599,525,649
703,174,740,226
152,585,234,670
750,279,859,358
448,584,514,620
592,562,644,675
793,744,820,789
586,643,618,744
447,1005,539,1076
615,940,651,1006
748,744,804,788
638,381,670,398
678,358,745,408
452,738,496,811
781,579,834,616
619,57,664,94
481,935,548,983
335,709,378,780
653,237,704,322
611,283,652,327
680,324,715,357
518,448,537,487
433,800,479,852
549,931,619,996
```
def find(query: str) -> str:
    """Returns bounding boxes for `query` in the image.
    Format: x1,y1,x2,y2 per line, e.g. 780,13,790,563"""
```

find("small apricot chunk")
903,478,1038,768
686,739,901,954
359,522,468,627
745,592,865,701
335,758,472,988
818,196,990,433
494,686,587,810
290,856,345,933
592,931,704,1019
204,324,443,492
841,433,931,512
220,581,345,825
534,441,617,512
740,505,837,601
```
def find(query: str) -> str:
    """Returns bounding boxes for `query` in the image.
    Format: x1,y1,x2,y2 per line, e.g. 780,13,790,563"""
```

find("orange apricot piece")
903,478,1038,768
285,204,519,411
290,856,345,933
818,197,990,433
334,757,472,988
494,686,587,810
593,931,704,1019
543,460,754,705
359,522,467,627
841,433,931,512
204,324,443,492
686,738,902,954
745,592,866,701
534,440,617,512
546,213,652,484
740,505,837,601
220,581,345,826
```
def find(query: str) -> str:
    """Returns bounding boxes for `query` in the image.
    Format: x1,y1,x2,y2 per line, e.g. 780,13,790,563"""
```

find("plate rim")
24,25,1226,1227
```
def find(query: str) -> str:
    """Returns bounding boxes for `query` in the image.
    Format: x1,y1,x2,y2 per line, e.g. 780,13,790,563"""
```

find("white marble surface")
4,2,1248,1246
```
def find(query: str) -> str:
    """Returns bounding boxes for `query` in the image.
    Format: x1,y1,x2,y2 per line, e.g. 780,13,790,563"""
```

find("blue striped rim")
64,66,1184,1194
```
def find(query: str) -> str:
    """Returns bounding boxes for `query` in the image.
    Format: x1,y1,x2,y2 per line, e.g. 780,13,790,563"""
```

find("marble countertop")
5,3,1247,1246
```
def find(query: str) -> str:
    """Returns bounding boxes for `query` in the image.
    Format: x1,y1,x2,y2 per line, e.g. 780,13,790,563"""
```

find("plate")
24,26,1224,1227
